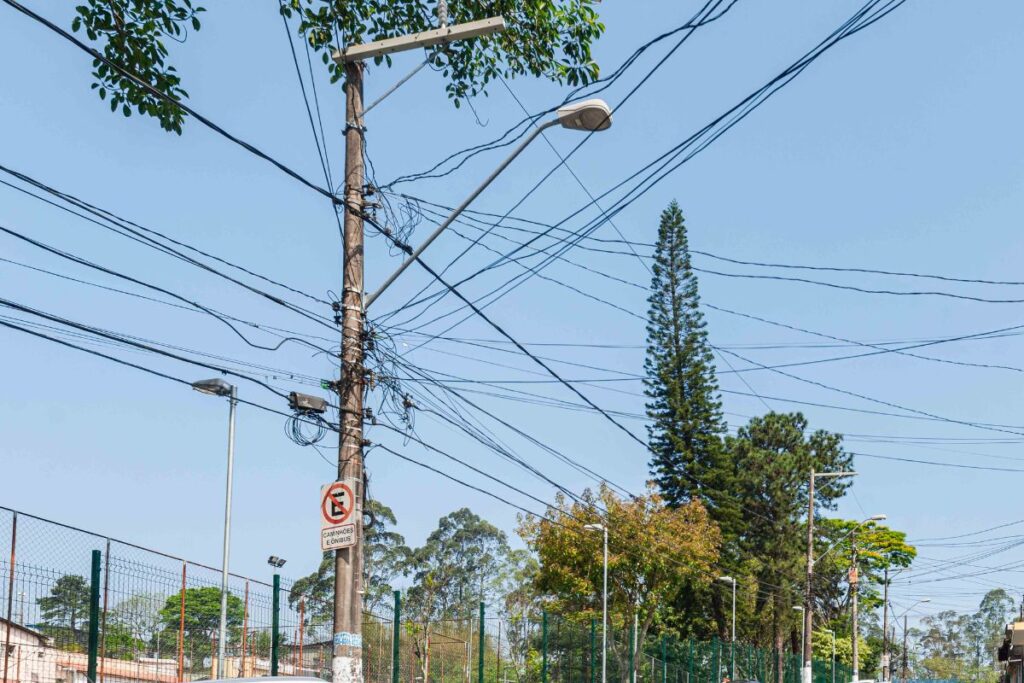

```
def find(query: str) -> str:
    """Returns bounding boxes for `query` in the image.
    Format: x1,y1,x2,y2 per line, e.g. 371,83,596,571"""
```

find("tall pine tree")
644,201,732,522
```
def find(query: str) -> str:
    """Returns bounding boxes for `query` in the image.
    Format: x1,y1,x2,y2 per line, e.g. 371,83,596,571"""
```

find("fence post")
87,549,101,683
177,563,185,683
629,621,635,683
271,574,280,676
2,512,17,683
241,581,249,677
392,591,401,683
541,611,548,683
478,603,485,683
662,636,668,683
590,619,597,683
688,639,694,683
99,540,110,683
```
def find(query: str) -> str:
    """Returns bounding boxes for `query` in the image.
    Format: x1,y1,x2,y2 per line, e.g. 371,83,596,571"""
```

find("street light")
793,606,806,669
824,629,836,683
584,523,608,683
192,377,237,680
846,515,886,683
365,98,614,308
267,556,287,568
896,600,930,683
804,471,858,683
719,576,737,681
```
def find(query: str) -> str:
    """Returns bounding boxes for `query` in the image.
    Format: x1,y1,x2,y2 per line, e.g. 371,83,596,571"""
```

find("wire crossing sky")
1,1,1023,629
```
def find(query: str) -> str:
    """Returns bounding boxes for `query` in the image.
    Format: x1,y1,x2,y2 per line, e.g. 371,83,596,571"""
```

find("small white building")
1,617,58,683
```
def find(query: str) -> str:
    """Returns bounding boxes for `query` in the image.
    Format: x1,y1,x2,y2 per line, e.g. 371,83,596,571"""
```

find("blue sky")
2,0,1024,629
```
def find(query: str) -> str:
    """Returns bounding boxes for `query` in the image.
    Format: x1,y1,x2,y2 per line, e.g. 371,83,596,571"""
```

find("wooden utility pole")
850,537,859,683
882,569,890,682
329,16,505,683
334,58,366,683
901,616,908,683
803,471,815,683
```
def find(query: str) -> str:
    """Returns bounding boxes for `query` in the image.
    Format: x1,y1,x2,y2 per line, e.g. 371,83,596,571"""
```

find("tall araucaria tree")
644,201,734,530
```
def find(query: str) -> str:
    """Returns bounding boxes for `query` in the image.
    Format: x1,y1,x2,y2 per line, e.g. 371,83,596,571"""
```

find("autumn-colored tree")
518,485,720,677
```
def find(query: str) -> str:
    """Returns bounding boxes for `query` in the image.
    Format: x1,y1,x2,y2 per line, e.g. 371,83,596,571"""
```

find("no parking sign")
320,479,359,550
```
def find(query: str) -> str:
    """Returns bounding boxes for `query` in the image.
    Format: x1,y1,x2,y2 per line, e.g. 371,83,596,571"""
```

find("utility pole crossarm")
333,17,506,63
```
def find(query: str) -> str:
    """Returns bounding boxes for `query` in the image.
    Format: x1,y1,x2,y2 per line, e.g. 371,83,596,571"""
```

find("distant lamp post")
824,629,836,683
267,556,287,568
584,523,608,683
719,576,737,681
192,377,237,680
896,599,931,683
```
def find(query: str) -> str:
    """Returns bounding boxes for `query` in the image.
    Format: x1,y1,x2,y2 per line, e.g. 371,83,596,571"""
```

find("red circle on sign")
322,482,354,525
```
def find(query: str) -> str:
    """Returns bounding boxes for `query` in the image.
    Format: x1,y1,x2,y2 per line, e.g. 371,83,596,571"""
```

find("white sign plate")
320,479,359,551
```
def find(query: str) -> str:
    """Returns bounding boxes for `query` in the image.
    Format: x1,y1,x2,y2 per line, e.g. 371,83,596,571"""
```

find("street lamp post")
804,471,857,683
192,377,237,680
824,629,836,683
895,600,931,683
719,576,737,681
365,98,614,308
584,524,608,683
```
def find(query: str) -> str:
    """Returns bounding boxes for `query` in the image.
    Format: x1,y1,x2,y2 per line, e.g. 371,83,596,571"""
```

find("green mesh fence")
2,506,857,683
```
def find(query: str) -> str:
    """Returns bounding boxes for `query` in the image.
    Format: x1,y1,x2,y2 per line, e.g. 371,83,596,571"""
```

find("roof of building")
0,617,49,644
57,653,178,683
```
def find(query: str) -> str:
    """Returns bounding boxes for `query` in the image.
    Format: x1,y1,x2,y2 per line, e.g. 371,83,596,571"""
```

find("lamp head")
557,99,613,132
718,576,734,584
870,514,887,522
267,556,286,568
192,378,234,397
583,523,605,532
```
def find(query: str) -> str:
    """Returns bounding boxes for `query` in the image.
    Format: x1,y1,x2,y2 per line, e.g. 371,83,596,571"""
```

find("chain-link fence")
0,507,387,683
1,507,853,683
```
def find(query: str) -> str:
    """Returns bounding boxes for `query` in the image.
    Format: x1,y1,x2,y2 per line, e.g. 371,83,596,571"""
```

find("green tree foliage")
645,201,732,529
37,574,91,645
813,519,916,626
518,485,721,676
158,586,244,648
911,589,1015,683
405,507,509,621
726,412,853,652
289,499,410,621
111,593,165,656
72,0,605,132
72,0,205,133
401,508,509,682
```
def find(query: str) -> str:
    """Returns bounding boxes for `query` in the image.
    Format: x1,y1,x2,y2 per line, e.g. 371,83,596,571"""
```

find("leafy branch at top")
72,0,205,134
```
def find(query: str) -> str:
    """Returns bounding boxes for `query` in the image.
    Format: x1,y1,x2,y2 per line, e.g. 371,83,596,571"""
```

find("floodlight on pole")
192,377,237,680
364,97,614,308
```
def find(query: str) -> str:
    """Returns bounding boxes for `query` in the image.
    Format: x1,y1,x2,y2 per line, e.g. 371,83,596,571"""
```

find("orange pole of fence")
299,599,305,675
241,581,249,677
177,562,186,683
2,512,17,683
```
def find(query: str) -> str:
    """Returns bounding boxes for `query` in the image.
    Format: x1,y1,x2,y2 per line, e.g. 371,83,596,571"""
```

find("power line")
0,165,332,310
0,221,334,351
1,0,340,203
692,249,1024,287
385,0,909,330
694,266,1024,304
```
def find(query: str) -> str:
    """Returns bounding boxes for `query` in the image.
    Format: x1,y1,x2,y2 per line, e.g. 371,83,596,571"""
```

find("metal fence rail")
1,506,852,683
